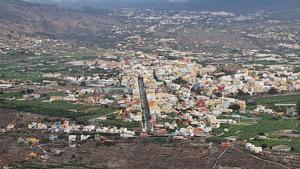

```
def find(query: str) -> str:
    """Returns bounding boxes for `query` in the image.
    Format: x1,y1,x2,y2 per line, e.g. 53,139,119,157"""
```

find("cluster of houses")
90,53,297,137
1,48,299,140
253,105,274,114
245,143,263,154
27,120,136,144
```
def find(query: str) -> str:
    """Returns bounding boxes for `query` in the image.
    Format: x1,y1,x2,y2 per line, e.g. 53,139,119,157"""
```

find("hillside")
0,0,119,45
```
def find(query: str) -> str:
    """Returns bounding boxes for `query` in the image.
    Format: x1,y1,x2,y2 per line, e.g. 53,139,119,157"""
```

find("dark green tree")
261,143,268,149
229,104,240,111
268,87,278,94
297,100,300,116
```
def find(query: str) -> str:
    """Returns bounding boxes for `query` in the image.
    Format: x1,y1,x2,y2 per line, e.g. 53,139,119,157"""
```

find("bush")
173,77,188,85
268,87,278,94
291,147,296,151
229,104,240,110
261,143,268,149
297,101,300,117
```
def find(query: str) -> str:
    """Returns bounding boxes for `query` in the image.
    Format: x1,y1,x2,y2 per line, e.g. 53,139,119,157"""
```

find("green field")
254,94,300,105
0,99,116,123
0,92,24,99
211,115,300,152
249,136,300,153
220,118,299,140
217,93,300,152
99,119,141,129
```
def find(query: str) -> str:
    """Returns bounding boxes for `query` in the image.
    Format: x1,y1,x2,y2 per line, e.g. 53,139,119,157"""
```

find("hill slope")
0,0,118,45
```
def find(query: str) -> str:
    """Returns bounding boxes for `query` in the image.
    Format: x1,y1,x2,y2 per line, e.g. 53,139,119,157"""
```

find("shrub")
261,143,268,149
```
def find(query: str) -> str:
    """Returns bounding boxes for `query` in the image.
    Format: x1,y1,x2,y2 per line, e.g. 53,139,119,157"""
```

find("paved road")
138,76,152,132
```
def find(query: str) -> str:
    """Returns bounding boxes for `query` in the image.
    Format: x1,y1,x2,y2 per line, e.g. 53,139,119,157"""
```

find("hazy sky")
24,0,193,3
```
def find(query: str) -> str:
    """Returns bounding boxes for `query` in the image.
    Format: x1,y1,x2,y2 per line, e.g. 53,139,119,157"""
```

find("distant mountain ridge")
23,0,300,13
0,0,299,49
0,0,118,46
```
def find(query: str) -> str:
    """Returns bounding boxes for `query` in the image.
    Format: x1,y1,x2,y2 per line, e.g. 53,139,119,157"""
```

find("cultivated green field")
254,94,300,105
0,99,116,123
211,115,300,152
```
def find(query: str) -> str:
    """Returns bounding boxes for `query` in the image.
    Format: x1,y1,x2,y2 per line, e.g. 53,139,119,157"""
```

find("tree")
261,143,268,149
236,89,250,97
229,104,240,111
26,88,34,94
173,77,187,85
268,87,278,94
297,100,300,117
80,81,87,87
